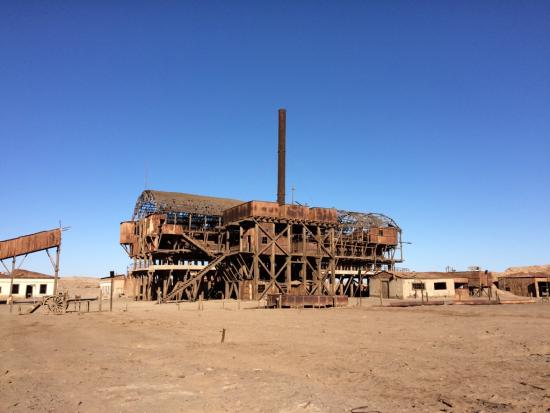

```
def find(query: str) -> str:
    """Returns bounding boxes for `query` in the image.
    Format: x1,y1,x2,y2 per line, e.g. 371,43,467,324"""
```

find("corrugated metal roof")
133,190,243,219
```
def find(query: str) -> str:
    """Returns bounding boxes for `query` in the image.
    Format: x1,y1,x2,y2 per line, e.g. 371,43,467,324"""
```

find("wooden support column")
53,245,60,295
286,224,291,292
132,275,137,300
329,228,336,295
302,225,307,294
147,272,153,300
239,226,243,252
162,277,168,299
270,228,276,294
315,257,321,294
253,222,260,299
8,256,15,310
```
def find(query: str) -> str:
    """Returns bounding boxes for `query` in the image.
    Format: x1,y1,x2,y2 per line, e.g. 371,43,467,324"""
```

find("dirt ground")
2,295,550,413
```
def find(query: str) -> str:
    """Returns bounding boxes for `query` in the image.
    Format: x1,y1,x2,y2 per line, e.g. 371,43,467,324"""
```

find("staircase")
162,253,227,302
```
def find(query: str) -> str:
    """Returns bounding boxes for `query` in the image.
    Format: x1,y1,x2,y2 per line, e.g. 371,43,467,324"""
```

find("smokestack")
277,108,286,206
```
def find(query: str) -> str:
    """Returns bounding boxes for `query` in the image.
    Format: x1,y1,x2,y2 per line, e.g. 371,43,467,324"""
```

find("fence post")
109,271,114,312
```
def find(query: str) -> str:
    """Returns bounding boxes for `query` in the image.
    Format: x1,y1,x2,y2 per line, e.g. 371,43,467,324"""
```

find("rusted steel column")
277,108,286,206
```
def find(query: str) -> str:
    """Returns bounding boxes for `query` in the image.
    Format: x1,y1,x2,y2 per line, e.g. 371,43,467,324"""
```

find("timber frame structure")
0,228,62,298
120,109,404,302
120,193,403,302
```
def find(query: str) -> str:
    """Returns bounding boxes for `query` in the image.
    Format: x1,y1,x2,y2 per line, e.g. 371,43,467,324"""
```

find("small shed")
99,275,126,298
0,269,55,300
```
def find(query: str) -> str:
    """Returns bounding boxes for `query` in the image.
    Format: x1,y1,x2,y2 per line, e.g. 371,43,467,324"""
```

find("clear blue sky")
1,1,548,277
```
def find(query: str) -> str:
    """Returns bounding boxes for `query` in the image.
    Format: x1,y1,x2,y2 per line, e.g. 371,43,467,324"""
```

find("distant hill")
58,277,100,297
495,264,550,278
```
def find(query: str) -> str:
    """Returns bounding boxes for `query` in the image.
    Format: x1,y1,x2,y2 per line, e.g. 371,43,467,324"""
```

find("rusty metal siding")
368,227,398,245
161,223,184,235
223,201,281,223
224,202,337,224
280,204,309,220
145,214,163,236
498,277,536,297
0,229,61,260
309,207,338,223
119,222,136,244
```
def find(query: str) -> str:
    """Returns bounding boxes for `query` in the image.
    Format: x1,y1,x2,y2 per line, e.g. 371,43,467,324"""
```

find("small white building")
0,269,55,300
370,271,461,299
99,275,126,298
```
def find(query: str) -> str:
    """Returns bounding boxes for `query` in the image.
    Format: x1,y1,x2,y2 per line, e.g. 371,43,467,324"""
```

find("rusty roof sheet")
0,229,61,260
0,269,54,279
133,190,243,219
498,272,550,279
391,271,488,280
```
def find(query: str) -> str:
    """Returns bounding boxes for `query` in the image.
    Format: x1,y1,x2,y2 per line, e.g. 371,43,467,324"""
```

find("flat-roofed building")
369,271,478,299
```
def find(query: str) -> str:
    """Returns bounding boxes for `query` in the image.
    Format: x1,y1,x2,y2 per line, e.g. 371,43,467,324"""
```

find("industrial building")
120,110,404,302
498,272,550,298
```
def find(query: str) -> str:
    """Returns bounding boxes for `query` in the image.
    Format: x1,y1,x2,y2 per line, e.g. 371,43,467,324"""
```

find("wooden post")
109,271,114,312
9,256,15,313
99,289,103,312
220,328,226,343
359,270,363,307
53,245,60,295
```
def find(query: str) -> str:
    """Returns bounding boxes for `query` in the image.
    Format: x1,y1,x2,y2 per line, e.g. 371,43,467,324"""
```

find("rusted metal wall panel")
498,277,535,297
0,229,61,260
309,207,338,223
120,221,136,244
145,214,163,236
224,202,336,223
161,223,184,235
368,227,398,245
280,204,309,220
223,201,281,223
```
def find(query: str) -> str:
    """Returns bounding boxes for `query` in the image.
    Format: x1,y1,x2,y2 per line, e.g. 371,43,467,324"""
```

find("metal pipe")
277,108,286,206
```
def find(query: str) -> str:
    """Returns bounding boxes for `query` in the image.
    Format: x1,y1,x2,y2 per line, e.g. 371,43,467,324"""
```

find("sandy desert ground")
2,288,550,413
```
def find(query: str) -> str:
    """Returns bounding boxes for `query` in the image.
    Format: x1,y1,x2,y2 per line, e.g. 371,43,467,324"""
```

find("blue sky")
1,1,548,276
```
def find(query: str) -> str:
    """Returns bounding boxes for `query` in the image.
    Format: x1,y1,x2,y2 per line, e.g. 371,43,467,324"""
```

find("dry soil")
2,295,550,413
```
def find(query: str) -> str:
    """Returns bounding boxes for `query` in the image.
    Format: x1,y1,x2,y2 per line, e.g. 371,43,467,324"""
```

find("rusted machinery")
120,109,404,302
